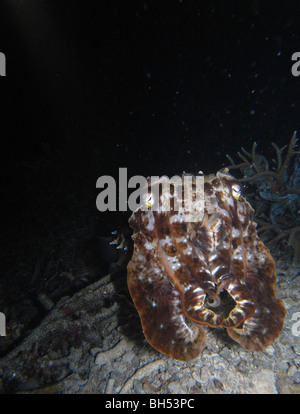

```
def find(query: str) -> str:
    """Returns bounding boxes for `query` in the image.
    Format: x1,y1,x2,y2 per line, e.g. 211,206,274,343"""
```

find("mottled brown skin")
127,172,286,361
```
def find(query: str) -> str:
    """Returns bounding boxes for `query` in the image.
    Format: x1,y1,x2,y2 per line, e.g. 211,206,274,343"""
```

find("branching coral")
223,131,300,264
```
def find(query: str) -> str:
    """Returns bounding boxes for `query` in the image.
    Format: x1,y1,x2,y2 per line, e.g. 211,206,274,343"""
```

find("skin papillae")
127,172,286,361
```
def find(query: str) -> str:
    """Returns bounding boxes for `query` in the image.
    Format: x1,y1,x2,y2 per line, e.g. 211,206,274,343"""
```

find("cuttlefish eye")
231,184,241,200
143,192,155,208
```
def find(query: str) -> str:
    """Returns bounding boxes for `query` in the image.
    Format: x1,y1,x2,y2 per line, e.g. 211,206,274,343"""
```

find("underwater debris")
223,131,300,264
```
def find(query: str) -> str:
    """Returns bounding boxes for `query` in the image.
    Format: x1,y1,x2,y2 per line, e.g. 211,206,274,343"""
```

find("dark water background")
0,0,299,272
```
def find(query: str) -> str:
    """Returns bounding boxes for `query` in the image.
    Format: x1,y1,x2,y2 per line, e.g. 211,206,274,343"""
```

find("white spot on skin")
176,236,188,244
265,308,271,314
145,214,155,231
184,284,193,291
232,227,241,238
169,214,184,224
183,246,193,256
171,262,181,271
137,254,146,263
152,267,161,275
246,253,253,262
258,254,266,264
159,235,172,247
144,241,154,250
146,222,154,231
232,245,243,260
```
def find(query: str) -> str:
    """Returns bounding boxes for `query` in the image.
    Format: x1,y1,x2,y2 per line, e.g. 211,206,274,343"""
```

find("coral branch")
222,131,300,263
